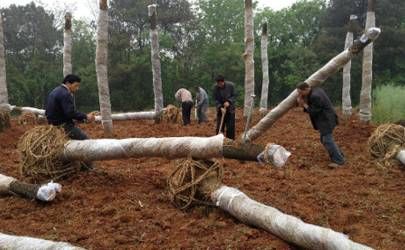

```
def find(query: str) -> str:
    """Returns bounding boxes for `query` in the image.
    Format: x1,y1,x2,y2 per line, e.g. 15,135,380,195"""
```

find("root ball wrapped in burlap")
18,125,79,181
17,111,38,125
368,124,404,164
167,159,223,210
162,104,182,124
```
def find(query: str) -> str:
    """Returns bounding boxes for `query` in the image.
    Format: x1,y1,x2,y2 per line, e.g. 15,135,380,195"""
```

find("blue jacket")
45,85,87,126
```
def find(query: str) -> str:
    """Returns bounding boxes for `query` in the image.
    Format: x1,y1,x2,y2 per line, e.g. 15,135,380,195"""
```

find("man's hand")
224,101,230,108
220,107,226,113
296,96,305,107
86,113,95,122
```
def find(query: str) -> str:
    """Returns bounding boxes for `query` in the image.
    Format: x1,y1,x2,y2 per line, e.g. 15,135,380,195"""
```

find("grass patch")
372,84,405,124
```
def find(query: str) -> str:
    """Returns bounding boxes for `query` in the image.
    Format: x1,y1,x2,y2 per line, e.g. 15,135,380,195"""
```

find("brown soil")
0,108,404,249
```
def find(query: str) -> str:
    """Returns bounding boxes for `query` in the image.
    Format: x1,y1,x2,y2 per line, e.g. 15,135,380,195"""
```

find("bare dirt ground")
0,108,404,249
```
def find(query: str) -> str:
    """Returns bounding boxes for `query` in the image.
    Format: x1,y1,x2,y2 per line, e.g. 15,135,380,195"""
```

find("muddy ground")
0,108,404,249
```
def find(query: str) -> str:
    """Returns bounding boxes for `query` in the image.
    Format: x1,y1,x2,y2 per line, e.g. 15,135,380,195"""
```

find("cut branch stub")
99,0,108,10
64,12,72,31
148,4,157,30
368,0,375,12
262,22,267,35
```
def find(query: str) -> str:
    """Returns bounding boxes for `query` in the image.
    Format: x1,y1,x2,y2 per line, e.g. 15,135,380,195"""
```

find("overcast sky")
0,0,298,22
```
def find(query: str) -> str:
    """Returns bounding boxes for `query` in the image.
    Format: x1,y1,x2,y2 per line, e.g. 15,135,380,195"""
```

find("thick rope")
167,159,223,210
368,124,404,163
18,125,79,181
162,104,182,124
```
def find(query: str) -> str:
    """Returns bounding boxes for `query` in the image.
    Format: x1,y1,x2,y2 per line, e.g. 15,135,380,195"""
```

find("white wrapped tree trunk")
243,0,255,117
0,233,84,250
359,0,375,122
211,186,373,250
96,0,113,136
342,15,357,118
64,134,225,162
148,4,164,115
244,28,381,142
95,111,157,121
259,22,270,114
0,12,8,105
63,12,73,77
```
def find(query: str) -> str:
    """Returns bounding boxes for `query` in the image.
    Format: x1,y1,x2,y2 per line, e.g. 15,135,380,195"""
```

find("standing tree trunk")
96,0,113,136
244,28,381,142
0,12,8,106
243,0,255,118
259,22,269,114
342,15,357,118
359,0,375,122
148,4,164,118
63,12,72,77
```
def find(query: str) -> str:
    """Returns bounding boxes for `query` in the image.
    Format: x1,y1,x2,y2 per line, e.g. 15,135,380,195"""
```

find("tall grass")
372,84,405,124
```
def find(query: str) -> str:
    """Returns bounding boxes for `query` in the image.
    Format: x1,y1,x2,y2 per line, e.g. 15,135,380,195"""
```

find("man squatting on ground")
296,82,345,168
195,86,209,123
45,74,95,168
213,75,236,140
175,88,193,125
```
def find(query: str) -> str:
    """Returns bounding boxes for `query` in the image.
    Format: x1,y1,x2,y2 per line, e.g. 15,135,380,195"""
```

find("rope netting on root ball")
0,110,10,132
368,124,405,165
18,125,80,181
162,104,182,124
167,159,223,210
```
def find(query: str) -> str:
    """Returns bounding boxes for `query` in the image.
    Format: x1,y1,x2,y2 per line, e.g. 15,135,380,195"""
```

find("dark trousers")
182,101,193,125
63,123,89,140
320,133,345,165
216,109,235,140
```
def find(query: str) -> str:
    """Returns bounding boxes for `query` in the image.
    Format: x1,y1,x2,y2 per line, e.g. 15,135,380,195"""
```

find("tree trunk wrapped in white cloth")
259,22,270,114
0,173,61,201
243,27,381,143
342,15,357,118
95,111,157,121
148,4,164,115
243,0,255,117
397,150,405,165
0,233,84,250
0,12,8,106
359,0,375,122
4,105,46,116
211,186,373,250
96,0,113,136
63,12,73,77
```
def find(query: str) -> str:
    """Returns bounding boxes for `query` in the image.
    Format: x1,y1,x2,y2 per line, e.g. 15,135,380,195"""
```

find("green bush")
372,84,405,124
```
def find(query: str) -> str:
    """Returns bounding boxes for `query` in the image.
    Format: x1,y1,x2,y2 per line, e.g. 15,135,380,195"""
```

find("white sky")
0,0,298,22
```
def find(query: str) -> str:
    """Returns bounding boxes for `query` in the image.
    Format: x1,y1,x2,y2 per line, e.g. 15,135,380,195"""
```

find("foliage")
372,84,405,124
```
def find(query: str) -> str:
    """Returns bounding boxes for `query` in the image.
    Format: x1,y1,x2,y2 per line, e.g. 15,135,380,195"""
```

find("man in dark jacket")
296,82,345,167
46,74,95,140
213,75,236,139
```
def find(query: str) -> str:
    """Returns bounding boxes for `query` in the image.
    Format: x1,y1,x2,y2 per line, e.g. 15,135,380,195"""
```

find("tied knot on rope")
257,143,291,168
167,159,223,210
368,124,404,165
18,125,80,182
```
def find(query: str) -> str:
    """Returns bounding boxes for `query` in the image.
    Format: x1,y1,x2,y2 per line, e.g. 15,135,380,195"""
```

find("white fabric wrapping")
212,186,373,250
245,27,381,142
259,23,269,113
17,106,46,116
148,4,164,114
0,174,15,193
0,12,8,105
95,111,157,121
0,233,84,250
63,13,72,77
63,134,224,162
96,6,113,135
342,31,353,117
359,12,375,122
397,150,405,165
243,0,255,117
36,181,62,202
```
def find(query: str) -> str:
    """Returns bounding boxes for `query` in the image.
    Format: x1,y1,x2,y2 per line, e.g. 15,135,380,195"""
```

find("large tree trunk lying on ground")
244,27,381,143
95,111,157,121
0,233,84,250
62,134,288,165
211,185,373,250
0,174,61,201
0,104,45,116
359,0,376,122
96,0,113,136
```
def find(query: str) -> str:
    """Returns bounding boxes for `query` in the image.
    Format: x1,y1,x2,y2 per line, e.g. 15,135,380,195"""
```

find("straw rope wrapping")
168,159,223,210
368,124,405,165
18,125,80,181
162,104,182,124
